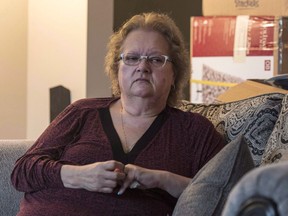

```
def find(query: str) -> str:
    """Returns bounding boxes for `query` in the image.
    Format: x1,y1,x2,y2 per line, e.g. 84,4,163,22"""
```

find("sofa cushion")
261,94,288,165
0,140,34,216
178,93,284,166
172,135,254,216
222,160,288,216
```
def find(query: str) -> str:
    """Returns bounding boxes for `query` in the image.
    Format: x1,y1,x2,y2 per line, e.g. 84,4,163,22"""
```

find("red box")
190,16,288,104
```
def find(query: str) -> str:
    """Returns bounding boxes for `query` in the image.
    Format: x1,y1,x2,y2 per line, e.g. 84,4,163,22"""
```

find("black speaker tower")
50,85,71,122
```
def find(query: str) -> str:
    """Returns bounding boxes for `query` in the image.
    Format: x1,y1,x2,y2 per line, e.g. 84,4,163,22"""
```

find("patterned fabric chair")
178,93,284,166
222,94,288,216
173,93,288,216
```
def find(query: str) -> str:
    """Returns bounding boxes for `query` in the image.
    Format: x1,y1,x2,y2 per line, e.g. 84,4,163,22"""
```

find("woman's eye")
150,56,164,63
126,55,139,61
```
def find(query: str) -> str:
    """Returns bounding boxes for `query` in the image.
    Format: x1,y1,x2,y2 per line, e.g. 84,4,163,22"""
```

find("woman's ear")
171,84,176,91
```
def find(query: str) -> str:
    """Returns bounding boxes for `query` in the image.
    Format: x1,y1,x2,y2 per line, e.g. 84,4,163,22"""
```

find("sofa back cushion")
0,140,34,216
178,93,284,166
261,94,288,165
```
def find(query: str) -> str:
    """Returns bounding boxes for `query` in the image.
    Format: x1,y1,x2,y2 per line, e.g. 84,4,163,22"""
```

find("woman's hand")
117,164,191,198
60,160,126,193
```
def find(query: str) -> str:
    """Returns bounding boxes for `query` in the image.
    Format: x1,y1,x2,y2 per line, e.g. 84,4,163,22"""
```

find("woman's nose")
136,58,150,72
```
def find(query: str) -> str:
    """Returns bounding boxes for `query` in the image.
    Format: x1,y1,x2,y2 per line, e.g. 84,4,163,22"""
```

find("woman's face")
118,29,174,102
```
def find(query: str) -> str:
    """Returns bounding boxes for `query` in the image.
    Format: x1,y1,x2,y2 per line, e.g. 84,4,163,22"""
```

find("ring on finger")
130,181,141,189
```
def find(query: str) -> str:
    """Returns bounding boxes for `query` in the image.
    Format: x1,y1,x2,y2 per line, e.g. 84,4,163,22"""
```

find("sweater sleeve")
11,103,82,193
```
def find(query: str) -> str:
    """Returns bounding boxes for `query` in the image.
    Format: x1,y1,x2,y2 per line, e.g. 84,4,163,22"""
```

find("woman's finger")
117,165,137,195
102,160,125,172
99,187,114,193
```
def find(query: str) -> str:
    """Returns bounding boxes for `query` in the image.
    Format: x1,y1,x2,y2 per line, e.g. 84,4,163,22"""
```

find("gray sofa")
1,93,288,216
0,139,34,216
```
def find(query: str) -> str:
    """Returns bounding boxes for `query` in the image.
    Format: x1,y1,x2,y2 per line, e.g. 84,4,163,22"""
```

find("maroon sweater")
11,97,225,216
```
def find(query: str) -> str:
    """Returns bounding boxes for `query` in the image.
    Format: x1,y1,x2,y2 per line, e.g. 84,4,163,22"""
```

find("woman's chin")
130,89,154,98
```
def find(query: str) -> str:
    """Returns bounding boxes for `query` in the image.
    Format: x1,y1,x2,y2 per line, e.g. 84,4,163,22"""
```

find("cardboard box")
190,16,288,104
203,0,288,16
217,80,288,102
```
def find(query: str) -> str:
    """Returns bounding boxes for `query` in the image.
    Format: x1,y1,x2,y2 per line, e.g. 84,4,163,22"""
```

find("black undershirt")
98,107,168,164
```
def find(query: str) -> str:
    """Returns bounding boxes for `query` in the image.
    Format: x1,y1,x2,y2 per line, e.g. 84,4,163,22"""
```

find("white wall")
0,0,28,139
0,0,113,139
27,0,113,139
27,0,88,139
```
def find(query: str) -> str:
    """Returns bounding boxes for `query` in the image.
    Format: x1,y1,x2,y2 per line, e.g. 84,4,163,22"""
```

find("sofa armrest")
222,161,288,216
237,196,279,216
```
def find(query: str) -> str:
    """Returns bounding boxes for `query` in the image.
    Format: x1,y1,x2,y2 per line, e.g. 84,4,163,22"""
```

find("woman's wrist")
60,165,80,189
158,171,191,198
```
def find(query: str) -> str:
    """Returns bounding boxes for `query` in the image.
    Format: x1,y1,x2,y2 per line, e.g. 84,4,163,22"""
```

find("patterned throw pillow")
261,94,288,165
178,93,284,166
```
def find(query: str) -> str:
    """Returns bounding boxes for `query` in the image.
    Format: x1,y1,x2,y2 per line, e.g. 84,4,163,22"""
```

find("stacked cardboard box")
217,80,288,103
190,16,288,103
203,0,288,16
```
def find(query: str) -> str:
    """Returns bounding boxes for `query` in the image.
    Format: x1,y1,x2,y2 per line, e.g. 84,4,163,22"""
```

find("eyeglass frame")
119,53,172,68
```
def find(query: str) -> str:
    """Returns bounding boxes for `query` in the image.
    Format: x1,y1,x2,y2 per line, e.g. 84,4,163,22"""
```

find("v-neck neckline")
98,107,168,164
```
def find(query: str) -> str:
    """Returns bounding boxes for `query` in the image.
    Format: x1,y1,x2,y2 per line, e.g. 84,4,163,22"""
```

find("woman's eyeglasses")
120,53,172,68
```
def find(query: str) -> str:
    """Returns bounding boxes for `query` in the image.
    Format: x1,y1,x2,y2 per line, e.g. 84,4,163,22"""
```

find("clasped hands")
61,160,161,196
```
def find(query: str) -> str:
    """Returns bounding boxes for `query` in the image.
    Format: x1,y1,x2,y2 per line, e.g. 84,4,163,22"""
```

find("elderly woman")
11,12,225,216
